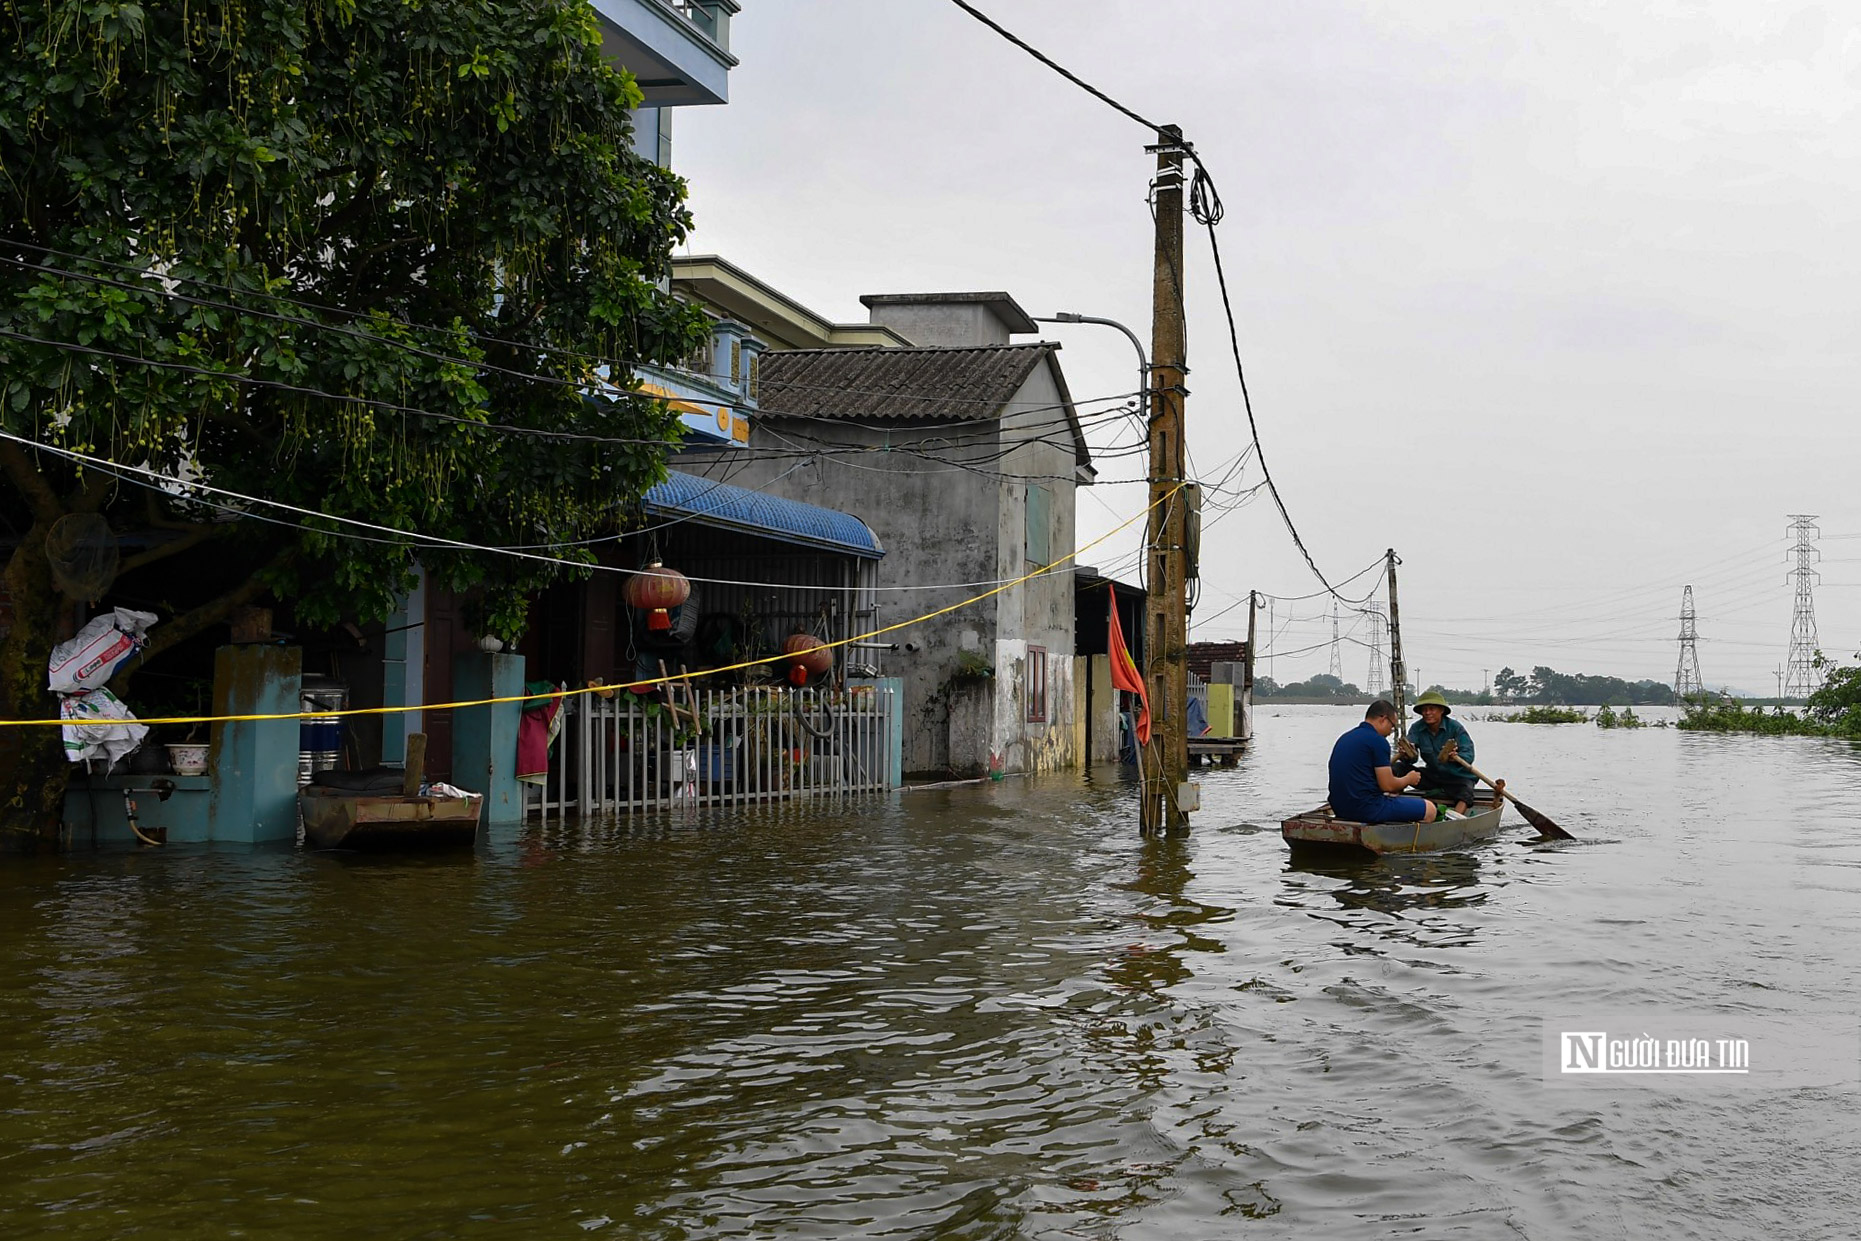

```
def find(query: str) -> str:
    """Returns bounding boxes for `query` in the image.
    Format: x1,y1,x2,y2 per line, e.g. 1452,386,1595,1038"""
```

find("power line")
0,428,1140,597
943,1,1162,134
1194,161,1343,600
1,243,1150,422
0,323,1141,463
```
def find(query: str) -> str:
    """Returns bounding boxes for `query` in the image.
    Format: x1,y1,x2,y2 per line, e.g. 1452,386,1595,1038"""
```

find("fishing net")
45,513,119,601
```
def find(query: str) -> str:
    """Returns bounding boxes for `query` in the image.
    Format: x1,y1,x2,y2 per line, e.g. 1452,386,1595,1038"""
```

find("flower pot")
166,743,209,776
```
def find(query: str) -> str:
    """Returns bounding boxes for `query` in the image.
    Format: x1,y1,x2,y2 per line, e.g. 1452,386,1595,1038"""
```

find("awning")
644,471,884,559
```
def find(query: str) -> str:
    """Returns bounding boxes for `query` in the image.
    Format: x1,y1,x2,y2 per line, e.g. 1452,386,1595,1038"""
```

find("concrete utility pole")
1140,124,1191,836
1247,591,1259,695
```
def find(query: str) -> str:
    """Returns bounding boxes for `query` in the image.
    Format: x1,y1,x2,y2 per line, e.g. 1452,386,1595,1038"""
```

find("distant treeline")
1254,664,1673,706
1490,666,1672,705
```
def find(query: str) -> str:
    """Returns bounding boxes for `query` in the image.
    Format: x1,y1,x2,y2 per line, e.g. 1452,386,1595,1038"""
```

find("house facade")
678,288,1096,778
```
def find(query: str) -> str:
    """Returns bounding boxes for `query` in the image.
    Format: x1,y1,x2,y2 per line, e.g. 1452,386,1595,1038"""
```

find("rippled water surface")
5,706,1861,1239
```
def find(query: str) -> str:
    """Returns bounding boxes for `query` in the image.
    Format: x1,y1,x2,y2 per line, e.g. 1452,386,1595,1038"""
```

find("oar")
1449,756,1575,841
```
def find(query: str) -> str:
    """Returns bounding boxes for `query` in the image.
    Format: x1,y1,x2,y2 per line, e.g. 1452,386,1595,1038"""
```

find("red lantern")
782,633,833,682
624,561,690,631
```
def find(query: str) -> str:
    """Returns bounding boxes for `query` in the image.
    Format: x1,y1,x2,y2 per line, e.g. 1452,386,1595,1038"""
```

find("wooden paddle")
1449,756,1575,840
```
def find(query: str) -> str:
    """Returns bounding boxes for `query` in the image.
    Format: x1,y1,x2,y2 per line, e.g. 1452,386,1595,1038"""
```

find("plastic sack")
47,608,157,693
60,688,149,765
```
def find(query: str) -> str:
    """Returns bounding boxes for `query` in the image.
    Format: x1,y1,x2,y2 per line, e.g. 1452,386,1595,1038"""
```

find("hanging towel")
517,681,563,785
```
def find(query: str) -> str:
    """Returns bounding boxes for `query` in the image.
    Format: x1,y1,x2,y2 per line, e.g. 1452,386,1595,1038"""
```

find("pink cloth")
517,699,562,782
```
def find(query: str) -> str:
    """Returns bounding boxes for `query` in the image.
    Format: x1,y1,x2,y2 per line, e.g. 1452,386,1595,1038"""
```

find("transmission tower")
1328,599,1343,681
1673,586,1704,699
1362,603,1386,696
1784,515,1822,700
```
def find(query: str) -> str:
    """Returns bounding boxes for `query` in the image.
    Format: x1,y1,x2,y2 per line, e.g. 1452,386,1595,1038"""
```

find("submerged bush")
1503,706,1589,724
1596,705,1646,730
1677,697,1829,736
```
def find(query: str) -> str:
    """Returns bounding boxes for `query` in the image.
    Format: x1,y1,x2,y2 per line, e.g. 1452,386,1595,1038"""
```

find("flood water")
3,705,1860,1239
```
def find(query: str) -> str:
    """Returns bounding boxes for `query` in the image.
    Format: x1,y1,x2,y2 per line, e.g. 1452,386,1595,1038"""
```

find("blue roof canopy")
644,471,884,559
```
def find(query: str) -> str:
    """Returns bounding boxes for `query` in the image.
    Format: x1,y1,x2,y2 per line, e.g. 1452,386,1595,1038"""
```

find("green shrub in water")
1503,705,1589,724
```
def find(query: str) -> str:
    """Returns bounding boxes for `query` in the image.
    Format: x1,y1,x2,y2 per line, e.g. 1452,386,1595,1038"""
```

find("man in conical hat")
1399,691,1478,815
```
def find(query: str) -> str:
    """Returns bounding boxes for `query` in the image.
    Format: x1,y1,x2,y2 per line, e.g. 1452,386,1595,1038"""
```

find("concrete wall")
865,302,1012,347
680,426,1002,775
678,359,1085,777
1082,654,1120,763
987,358,1082,774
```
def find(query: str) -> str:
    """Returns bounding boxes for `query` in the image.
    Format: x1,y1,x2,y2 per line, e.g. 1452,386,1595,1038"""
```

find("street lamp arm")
1033,312,1148,377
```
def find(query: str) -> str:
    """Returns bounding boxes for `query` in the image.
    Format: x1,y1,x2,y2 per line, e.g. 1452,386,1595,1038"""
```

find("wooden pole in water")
403,732,427,798
1386,549,1407,719
1140,124,1191,837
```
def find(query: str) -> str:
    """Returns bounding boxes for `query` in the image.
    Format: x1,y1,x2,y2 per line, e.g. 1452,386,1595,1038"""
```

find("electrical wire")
0,429,1126,596
3,480,1187,727
944,1,1163,134
0,321,1142,461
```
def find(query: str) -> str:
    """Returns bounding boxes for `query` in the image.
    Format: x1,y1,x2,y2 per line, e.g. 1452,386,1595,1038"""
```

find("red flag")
1107,586,1151,746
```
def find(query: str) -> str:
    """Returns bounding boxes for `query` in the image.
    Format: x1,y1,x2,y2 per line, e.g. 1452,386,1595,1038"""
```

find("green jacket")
1407,715,1474,780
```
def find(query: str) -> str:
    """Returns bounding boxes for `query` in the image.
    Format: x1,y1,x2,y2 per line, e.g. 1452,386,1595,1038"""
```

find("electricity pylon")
1362,603,1386,697
1327,599,1342,681
1784,515,1822,700
1674,586,1704,699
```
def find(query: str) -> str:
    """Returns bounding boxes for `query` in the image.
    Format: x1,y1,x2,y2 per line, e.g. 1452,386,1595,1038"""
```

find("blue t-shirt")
1328,720,1394,821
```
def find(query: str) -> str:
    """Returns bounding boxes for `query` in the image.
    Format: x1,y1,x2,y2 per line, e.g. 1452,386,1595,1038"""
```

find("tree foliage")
1257,672,1364,700
1515,666,1671,706
0,0,710,844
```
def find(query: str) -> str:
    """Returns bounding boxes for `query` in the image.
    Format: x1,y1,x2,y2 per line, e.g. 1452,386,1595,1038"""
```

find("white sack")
47,608,158,693
60,689,149,765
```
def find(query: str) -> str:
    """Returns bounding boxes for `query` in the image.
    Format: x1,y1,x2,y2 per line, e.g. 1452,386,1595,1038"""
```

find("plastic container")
699,740,739,783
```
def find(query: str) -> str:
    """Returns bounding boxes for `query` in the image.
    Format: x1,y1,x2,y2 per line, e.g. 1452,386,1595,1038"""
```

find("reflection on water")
2,707,1860,1239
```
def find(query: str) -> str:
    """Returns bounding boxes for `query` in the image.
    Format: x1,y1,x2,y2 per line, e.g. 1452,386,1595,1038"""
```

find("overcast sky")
672,0,1861,695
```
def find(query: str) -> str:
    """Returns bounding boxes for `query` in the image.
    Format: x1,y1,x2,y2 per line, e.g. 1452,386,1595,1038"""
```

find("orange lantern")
624,561,690,631
782,633,833,684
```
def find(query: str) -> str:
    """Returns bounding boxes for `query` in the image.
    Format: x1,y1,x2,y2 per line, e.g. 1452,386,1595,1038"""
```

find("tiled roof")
1185,641,1250,681
756,345,1058,422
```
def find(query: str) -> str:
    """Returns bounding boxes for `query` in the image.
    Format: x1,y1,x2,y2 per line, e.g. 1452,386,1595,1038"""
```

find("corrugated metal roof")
644,471,884,559
757,345,1057,422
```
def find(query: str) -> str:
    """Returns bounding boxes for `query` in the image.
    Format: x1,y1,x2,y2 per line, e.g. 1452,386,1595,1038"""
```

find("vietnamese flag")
1107,586,1151,746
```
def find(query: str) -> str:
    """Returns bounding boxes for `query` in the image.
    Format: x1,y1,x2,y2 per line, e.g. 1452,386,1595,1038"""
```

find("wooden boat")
299,777,482,850
1281,788,1505,857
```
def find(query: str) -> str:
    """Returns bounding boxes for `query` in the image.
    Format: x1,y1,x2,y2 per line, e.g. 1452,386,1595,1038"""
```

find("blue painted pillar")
380,567,427,766
207,645,303,844
452,651,524,825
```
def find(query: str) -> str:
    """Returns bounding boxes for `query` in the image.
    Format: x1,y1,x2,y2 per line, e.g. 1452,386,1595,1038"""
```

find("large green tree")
0,0,709,847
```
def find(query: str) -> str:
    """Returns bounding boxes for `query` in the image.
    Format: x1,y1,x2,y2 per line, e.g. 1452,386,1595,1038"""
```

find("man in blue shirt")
1327,700,1435,825
1398,691,1478,814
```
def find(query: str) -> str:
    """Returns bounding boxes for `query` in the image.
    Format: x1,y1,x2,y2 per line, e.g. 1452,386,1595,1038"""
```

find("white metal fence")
528,683,895,818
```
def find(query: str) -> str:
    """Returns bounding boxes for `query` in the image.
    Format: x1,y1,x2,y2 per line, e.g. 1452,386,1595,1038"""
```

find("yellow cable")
10,485,1183,729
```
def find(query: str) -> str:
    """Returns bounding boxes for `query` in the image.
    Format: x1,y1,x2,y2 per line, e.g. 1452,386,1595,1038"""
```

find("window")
1025,484,1051,565
1026,645,1049,723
